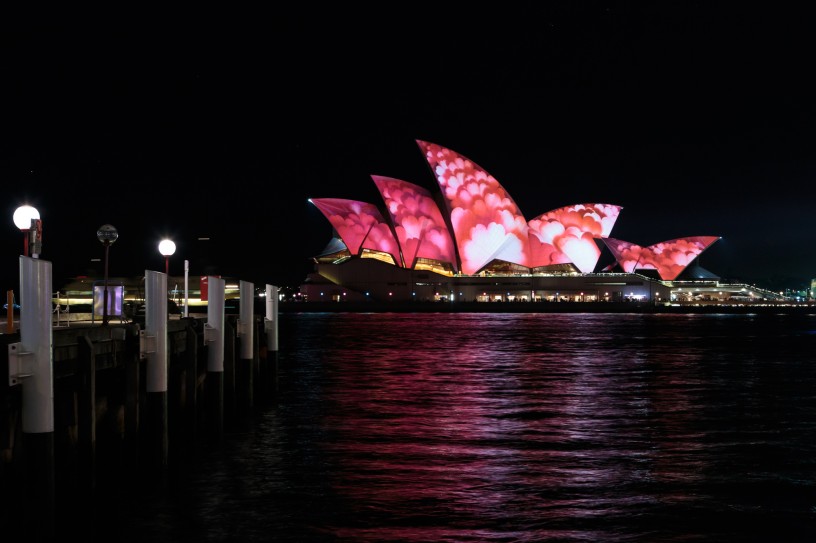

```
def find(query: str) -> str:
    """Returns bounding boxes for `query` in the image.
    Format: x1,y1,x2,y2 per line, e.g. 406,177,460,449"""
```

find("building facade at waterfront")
299,140,774,304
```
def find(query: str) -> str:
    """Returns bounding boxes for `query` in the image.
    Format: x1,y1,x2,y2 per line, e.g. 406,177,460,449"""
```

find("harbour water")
108,312,816,541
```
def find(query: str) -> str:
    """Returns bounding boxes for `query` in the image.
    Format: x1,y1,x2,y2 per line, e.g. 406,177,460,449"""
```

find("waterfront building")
300,140,782,305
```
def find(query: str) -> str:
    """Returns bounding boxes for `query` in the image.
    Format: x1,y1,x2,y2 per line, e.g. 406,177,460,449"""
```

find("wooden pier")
0,314,276,541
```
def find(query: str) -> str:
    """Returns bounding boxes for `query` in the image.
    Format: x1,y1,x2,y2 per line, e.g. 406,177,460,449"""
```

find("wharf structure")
2,263,280,541
50,271,793,318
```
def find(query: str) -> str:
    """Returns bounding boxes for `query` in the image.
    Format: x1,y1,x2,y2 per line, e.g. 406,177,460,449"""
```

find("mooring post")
183,318,198,445
223,317,236,426
236,280,254,414
123,323,141,479
264,284,279,395
253,317,263,401
144,270,168,478
18,255,55,540
205,276,225,441
77,335,96,498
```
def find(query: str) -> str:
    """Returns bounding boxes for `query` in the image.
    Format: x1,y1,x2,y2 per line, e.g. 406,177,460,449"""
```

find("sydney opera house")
299,140,774,305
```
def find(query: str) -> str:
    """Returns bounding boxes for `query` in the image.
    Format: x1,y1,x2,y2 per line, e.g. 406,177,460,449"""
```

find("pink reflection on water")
417,140,530,274
310,198,403,265
371,175,457,269
299,313,727,542
603,236,720,280
527,204,622,273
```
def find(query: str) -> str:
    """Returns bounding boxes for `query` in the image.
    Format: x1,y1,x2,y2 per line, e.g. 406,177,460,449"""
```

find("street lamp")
97,224,119,326
13,205,40,257
158,239,176,276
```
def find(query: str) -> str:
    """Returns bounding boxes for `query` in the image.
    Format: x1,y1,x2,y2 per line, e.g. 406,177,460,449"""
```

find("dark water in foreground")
120,313,816,542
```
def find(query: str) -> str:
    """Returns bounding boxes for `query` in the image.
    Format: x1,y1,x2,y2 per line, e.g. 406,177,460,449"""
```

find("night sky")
3,5,815,295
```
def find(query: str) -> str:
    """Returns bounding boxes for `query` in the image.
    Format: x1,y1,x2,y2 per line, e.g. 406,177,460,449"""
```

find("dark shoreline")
279,301,816,315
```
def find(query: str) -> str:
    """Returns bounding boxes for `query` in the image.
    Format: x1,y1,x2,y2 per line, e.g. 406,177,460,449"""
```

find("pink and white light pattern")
371,175,457,270
309,198,403,266
417,139,530,275
603,236,721,280
527,204,623,273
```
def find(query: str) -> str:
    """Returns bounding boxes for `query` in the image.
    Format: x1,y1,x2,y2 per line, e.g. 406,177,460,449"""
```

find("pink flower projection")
309,198,403,266
309,141,719,281
371,175,457,270
417,139,530,274
603,236,721,280
602,238,642,274
527,204,622,273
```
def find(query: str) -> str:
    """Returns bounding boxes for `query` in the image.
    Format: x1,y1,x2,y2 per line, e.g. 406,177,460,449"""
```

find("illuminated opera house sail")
301,140,722,303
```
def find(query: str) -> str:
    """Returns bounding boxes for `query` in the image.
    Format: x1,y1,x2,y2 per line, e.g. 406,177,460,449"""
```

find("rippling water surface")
117,312,816,542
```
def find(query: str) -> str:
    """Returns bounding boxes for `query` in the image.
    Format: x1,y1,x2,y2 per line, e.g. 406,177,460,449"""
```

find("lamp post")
97,224,119,326
13,205,40,257
158,239,176,276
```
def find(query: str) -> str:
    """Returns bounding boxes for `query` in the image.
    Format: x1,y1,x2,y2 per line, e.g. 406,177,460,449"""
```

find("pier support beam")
236,280,254,415
18,255,55,540
144,270,168,479
77,336,96,496
123,325,141,481
264,284,279,397
205,276,225,442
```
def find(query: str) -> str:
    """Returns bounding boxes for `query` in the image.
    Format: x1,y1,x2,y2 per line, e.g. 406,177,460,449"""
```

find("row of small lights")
314,290,623,301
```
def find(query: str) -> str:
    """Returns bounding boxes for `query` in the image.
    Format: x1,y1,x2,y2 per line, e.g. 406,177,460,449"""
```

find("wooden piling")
1,313,272,535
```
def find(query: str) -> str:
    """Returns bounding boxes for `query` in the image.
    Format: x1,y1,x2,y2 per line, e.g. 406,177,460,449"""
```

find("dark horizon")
3,8,815,294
